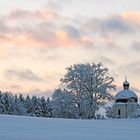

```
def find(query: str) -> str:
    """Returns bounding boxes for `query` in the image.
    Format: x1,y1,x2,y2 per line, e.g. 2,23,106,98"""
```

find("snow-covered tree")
51,89,79,119
12,94,27,115
31,96,40,116
18,94,25,102
0,92,52,117
46,97,52,117
61,63,115,119
25,95,33,114
12,94,19,115
1,92,14,114
39,96,51,117
0,92,5,114
105,106,114,118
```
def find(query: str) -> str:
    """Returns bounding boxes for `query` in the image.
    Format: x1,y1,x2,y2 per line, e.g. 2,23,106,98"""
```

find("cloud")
29,88,53,97
131,41,140,52
31,30,56,44
0,20,9,34
47,0,71,11
102,16,131,33
127,62,140,75
122,11,140,25
119,61,140,77
0,8,140,52
10,84,23,90
7,9,58,22
3,9,140,50
84,14,140,37
63,25,81,39
100,56,116,65
0,8,94,49
131,87,140,94
4,68,44,82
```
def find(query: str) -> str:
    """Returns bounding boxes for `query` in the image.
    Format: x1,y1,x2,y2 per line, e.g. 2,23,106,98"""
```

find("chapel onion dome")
115,79,138,103
123,80,129,90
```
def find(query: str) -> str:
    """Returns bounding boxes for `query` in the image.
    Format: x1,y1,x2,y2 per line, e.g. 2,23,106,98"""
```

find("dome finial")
123,77,129,90
125,76,127,81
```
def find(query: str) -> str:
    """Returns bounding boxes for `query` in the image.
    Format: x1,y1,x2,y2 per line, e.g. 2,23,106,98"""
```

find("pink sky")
0,0,140,97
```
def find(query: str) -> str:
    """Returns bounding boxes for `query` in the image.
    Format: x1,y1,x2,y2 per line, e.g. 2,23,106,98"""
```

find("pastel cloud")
125,62,140,76
122,11,140,24
7,9,58,23
63,25,81,39
4,68,45,82
84,14,140,37
131,41,140,52
47,0,71,10
0,11,93,49
1,8,140,51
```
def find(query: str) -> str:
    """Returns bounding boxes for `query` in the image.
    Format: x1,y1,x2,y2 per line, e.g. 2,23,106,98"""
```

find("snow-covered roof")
115,90,137,99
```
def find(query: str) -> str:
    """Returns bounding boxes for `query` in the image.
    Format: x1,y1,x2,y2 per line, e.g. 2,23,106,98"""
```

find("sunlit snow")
0,115,139,140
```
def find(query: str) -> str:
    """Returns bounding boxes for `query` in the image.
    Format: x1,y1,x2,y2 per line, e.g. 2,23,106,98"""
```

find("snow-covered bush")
51,89,79,119
105,106,115,118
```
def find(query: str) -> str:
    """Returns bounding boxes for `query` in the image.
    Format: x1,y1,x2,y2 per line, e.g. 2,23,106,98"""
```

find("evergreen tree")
39,96,50,117
0,91,5,114
2,92,14,114
105,106,114,118
51,89,79,119
32,96,42,117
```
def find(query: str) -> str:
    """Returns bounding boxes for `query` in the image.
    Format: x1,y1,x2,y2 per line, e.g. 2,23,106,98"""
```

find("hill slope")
0,115,139,140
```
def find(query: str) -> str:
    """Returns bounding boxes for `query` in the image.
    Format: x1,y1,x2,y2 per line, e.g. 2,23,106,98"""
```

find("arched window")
118,109,121,116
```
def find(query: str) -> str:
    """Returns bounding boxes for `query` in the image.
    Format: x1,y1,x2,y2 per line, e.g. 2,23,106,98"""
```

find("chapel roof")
115,79,137,99
115,90,137,99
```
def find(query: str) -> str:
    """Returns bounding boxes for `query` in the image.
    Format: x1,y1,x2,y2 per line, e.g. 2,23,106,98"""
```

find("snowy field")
0,115,140,140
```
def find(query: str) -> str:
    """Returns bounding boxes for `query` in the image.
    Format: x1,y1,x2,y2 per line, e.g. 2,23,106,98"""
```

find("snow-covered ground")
0,115,139,140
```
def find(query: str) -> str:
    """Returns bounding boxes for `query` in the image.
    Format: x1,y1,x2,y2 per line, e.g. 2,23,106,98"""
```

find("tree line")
0,92,52,117
0,63,116,119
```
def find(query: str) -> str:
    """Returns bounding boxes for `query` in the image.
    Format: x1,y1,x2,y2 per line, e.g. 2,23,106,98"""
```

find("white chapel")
113,79,139,118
